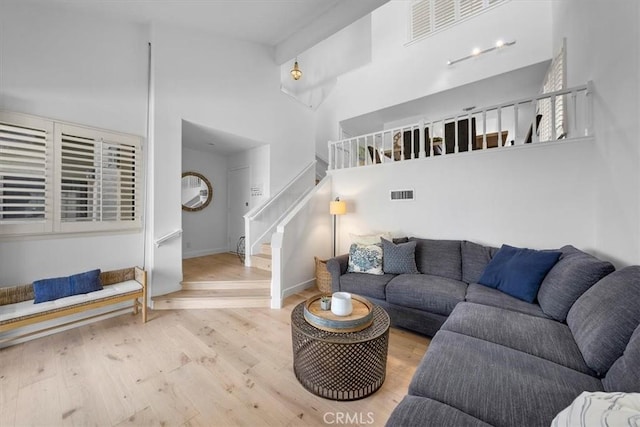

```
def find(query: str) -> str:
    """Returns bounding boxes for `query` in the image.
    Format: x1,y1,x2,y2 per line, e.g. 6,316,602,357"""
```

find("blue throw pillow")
381,238,419,274
70,269,102,294
477,245,519,289
478,244,562,303
33,276,73,304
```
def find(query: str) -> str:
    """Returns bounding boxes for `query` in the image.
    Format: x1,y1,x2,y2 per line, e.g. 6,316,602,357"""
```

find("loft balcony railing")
328,82,592,170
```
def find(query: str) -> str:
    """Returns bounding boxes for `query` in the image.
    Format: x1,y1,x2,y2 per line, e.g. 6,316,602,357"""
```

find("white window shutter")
459,0,484,19
0,112,54,235
411,0,432,40
55,123,142,233
539,42,566,142
434,0,456,30
410,0,508,42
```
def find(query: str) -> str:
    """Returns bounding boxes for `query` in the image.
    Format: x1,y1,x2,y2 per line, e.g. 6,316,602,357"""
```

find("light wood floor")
182,253,270,282
0,288,430,426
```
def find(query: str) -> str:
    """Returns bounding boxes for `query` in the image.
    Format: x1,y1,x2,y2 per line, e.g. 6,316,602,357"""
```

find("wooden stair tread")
260,242,272,256
250,254,272,272
152,290,271,309
180,280,270,290
157,289,269,299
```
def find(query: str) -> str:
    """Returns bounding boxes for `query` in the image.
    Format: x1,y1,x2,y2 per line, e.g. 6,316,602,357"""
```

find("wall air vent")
390,189,415,201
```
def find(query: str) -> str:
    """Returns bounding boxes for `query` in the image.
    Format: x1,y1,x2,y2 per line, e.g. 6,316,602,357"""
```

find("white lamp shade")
330,200,346,215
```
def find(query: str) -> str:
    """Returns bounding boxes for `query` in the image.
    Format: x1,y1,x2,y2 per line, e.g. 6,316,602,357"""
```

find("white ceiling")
42,0,387,64
182,120,265,155
40,0,389,155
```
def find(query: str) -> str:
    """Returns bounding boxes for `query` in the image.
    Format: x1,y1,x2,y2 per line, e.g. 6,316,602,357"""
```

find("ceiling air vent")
390,189,415,201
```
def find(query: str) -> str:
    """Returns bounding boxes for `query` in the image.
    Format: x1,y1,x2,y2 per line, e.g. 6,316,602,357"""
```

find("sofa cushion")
386,395,492,427
461,241,498,284
478,244,562,302
381,238,419,274
537,245,615,322
410,238,462,281
338,273,395,300
442,302,593,375
409,331,604,427
69,269,102,294
465,283,550,319
567,266,640,376
376,300,448,337
602,324,640,392
386,274,467,316
347,243,383,275
33,275,73,304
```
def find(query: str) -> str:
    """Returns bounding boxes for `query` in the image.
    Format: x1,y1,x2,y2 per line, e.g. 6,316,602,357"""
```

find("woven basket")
314,257,332,294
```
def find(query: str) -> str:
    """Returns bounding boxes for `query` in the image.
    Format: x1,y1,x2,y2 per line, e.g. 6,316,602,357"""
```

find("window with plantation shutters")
410,0,509,42
0,111,142,237
538,41,566,142
0,113,53,235
56,124,141,233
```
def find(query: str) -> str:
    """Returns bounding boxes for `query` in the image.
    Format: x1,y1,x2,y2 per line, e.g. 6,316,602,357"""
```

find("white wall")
315,0,553,157
150,25,316,295
0,2,148,285
228,145,271,211
552,0,640,266
330,141,597,255
322,0,640,268
272,178,332,307
182,147,228,258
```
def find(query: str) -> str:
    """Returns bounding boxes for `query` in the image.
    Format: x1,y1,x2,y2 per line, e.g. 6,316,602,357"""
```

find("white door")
227,166,251,252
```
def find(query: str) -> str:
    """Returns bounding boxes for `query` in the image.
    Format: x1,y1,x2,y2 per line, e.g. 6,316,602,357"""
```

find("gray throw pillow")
382,238,419,274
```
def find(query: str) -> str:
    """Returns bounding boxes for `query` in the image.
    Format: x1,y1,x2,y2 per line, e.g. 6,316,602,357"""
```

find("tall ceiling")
39,0,388,63
25,0,389,154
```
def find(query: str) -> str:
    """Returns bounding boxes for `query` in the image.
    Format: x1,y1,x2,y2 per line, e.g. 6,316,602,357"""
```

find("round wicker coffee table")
290,300,390,401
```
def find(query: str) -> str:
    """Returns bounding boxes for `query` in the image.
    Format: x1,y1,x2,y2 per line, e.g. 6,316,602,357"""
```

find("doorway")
228,166,250,254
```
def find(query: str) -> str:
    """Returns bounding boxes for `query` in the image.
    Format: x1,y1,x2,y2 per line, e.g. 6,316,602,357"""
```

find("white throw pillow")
551,392,640,427
350,232,393,245
347,243,384,275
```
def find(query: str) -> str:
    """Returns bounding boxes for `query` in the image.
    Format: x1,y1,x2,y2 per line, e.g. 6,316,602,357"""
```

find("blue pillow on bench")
70,269,102,294
478,244,561,303
33,276,73,304
33,269,102,304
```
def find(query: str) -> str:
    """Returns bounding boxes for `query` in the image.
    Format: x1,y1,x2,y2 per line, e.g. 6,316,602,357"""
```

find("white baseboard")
281,278,316,302
182,247,228,259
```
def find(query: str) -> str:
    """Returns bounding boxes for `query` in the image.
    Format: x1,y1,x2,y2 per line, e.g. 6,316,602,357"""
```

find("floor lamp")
330,197,346,257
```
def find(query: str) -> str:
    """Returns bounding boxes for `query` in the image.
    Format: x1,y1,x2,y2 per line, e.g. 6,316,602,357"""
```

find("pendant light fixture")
290,59,302,81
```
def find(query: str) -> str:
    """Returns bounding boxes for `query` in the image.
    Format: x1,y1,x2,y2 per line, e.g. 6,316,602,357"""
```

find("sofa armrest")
326,254,349,293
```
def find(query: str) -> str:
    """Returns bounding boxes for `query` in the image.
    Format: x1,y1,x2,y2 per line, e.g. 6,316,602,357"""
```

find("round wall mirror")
181,172,212,211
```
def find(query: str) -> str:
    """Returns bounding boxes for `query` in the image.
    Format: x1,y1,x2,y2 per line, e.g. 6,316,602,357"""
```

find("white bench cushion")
0,280,142,323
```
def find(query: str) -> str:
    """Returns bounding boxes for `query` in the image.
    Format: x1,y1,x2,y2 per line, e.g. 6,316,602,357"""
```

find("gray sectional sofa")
326,238,640,426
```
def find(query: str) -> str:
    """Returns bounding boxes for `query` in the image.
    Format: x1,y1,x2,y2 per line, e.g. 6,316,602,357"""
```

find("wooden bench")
0,267,147,345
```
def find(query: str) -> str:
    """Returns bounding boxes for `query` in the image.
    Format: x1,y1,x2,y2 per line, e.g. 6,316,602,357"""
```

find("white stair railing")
328,82,592,170
244,161,316,265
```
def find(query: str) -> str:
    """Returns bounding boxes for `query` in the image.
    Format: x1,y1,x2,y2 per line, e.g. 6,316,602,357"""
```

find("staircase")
250,242,272,271
152,252,271,310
